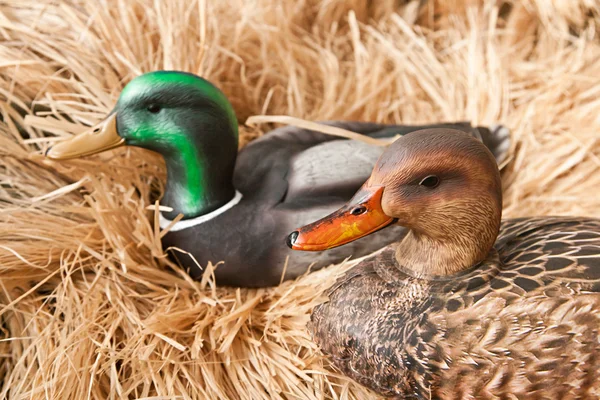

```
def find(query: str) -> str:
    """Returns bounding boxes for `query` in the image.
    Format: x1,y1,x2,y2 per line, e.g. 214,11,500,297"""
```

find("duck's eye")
350,206,367,216
419,175,440,188
147,104,161,114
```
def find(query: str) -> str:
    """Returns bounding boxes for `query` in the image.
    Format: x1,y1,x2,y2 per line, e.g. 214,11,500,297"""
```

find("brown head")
287,128,503,277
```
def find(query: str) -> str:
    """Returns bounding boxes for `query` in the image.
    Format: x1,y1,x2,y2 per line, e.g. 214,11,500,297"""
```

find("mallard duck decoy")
46,71,510,287
288,128,600,398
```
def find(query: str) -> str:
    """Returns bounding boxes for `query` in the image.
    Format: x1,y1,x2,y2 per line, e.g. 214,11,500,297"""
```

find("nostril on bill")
286,231,299,249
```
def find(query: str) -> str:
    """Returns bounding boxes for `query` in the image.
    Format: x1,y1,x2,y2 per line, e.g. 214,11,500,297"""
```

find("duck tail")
476,124,511,166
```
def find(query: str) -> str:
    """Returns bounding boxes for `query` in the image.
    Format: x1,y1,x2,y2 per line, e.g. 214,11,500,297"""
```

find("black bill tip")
286,231,299,249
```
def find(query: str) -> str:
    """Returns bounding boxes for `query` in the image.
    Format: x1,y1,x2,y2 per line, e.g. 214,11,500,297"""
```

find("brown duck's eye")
419,175,440,188
147,104,161,113
350,206,367,215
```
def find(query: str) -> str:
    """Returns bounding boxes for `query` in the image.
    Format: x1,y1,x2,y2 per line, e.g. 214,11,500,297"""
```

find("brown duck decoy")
287,128,600,399
45,71,510,287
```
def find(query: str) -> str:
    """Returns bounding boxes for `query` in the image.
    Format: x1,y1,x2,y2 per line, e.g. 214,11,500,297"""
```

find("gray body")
164,121,509,287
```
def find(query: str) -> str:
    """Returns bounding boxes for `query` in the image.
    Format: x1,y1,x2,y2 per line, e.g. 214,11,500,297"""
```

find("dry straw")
1,0,599,399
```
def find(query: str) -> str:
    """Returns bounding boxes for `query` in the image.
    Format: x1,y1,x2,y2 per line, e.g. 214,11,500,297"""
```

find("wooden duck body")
45,72,511,288
164,121,506,287
310,217,600,399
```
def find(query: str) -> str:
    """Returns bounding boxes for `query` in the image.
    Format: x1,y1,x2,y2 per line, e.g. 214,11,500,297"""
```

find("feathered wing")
310,217,600,399
234,121,509,207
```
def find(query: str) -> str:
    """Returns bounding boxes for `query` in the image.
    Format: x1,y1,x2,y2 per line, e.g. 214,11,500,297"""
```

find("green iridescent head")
47,71,240,219
116,71,238,150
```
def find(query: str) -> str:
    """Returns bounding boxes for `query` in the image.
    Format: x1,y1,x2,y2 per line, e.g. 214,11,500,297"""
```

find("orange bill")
287,185,395,251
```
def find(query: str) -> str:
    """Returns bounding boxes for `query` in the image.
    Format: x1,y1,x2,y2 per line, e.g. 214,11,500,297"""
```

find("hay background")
0,0,599,399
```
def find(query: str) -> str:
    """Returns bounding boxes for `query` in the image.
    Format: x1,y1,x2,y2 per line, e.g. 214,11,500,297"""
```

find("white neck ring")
159,190,243,232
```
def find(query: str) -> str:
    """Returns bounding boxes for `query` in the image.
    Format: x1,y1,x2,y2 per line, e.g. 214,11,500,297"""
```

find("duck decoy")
46,71,510,287
288,128,600,398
